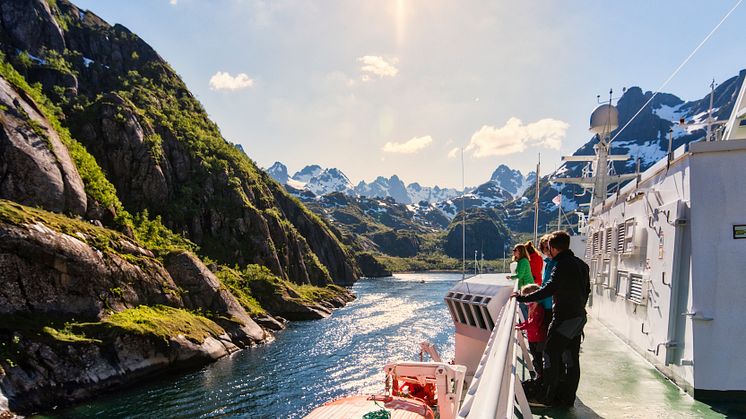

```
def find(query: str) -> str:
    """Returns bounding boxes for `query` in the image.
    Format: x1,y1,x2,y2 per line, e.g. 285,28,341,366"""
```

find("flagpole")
557,186,562,230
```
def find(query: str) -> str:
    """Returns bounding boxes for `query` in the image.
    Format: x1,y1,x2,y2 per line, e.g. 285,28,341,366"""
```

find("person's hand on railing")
506,275,514,280
510,291,520,299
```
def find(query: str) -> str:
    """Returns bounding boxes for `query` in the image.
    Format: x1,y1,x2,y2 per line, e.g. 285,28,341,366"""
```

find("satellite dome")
589,104,619,136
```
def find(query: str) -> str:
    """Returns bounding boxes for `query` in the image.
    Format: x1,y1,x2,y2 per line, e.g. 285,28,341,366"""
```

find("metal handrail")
458,283,530,418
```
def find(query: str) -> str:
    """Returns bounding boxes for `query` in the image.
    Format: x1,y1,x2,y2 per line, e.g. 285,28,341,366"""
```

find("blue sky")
73,0,746,188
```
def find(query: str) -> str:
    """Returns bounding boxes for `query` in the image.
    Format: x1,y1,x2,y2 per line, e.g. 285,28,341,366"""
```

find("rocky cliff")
0,0,359,286
0,0,359,415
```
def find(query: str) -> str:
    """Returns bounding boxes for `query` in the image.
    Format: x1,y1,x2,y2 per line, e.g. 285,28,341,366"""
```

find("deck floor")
530,316,733,418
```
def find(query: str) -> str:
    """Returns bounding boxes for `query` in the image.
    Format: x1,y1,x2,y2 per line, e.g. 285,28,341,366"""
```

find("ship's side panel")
688,140,746,395
585,157,696,391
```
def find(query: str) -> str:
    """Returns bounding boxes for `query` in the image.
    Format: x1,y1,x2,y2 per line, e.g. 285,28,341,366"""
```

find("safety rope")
363,400,391,419
609,0,743,145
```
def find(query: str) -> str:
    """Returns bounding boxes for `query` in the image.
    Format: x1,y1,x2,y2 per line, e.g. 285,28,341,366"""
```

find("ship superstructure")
555,76,746,400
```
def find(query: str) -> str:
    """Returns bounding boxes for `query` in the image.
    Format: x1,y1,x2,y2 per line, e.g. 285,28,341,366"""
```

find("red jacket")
516,303,547,343
528,252,544,285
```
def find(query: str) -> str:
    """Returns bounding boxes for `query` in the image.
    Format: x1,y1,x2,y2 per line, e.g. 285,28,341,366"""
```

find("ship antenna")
460,148,472,293
707,78,717,141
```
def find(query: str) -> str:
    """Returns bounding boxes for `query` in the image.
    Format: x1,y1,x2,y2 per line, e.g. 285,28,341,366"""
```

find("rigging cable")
609,0,743,144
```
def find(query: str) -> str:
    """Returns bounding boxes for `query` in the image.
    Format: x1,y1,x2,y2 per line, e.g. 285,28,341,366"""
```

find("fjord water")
45,273,458,418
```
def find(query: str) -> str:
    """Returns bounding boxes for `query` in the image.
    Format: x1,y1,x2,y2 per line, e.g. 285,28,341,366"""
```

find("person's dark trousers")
556,335,582,405
541,329,571,404
528,341,544,379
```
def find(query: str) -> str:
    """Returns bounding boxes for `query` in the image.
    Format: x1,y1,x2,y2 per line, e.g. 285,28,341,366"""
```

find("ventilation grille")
628,274,645,304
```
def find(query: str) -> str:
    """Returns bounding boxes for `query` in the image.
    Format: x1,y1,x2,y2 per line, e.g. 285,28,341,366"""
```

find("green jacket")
514,258,534,289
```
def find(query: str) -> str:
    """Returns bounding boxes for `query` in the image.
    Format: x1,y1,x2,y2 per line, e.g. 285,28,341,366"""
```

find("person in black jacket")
512,230,590,407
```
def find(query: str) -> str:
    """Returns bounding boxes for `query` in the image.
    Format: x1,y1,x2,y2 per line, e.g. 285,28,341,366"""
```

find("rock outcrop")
0,201,267,415
0,76,87,216
0,0,360,286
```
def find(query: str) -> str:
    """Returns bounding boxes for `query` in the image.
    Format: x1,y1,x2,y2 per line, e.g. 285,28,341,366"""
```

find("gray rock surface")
0,77,87,216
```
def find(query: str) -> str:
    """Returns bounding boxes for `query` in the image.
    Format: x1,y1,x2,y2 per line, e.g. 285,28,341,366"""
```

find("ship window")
446,299,459,323
463,294,473,301
483,298,491,304
601,259,610,285
740,119,746,126
616,271,629,298
628,274,645,304
614,271,628,295
449,299,466,324
471,304,487,329
481,306,494,330
454,293,463,300
462,302,476,326
473,296,483,303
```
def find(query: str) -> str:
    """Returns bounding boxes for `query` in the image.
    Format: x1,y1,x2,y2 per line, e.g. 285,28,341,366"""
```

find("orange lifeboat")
305,394,435,419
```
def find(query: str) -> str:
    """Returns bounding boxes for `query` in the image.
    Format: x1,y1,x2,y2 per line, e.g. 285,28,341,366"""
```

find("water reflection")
44,274,458,419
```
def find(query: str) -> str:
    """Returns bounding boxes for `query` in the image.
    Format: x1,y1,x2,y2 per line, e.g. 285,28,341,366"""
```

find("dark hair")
548,231,571,251
512,244,529,261
539,234,552,253
525,241,538,255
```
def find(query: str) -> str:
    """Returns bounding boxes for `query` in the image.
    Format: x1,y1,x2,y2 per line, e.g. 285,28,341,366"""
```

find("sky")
73,0,746,188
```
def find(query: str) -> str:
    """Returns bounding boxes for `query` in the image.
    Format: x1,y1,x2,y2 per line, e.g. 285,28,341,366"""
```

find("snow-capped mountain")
435,180,513,219
305,168,355,196
355,175,411,204
292,165,322,182
489,165,530,196
406,183,464,204
267,161,289,184
506,69,746,232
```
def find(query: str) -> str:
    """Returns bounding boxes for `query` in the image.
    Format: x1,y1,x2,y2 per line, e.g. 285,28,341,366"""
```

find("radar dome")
589,104,619,136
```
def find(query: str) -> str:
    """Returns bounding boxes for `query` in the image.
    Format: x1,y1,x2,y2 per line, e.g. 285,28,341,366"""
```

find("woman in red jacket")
526,241,544,285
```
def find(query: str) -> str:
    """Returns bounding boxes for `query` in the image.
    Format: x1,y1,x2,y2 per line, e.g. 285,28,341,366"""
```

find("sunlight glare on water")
43,273,459,419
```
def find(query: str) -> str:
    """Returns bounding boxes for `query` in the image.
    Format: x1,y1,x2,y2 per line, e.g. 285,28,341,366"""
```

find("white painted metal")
383,362,467,419
582,137,746,397
723,76,746,141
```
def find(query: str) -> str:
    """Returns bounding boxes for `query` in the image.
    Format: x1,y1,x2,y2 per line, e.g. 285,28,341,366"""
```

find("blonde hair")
512,244,529,262
521,283,540,296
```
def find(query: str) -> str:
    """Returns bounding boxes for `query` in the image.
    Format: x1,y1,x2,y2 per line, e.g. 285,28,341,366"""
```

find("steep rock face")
0,0,65,56
163,251,265,341
0,202,267,414
0,0,359,286
0,76,87,216
443,208,511,259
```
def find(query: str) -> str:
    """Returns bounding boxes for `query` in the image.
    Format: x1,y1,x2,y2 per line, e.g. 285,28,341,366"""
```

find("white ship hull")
579,138,746,400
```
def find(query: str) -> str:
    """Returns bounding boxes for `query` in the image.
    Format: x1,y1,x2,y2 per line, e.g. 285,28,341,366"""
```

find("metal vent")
605,227,613,254
628,274,645,304
592,231,600,255
617,223,626,253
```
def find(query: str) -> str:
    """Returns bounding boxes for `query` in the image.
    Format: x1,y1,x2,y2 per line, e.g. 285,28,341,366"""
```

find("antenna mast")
533,153,540,244
461,148,465,281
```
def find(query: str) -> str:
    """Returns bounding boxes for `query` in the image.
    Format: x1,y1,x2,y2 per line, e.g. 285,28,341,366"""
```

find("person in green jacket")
507,244,533,319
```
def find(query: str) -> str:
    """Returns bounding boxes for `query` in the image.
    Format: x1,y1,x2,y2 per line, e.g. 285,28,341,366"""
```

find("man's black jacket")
516,249,591,322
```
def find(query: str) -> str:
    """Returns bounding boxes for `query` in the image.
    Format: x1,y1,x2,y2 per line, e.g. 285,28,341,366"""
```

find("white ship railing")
458,283,532,419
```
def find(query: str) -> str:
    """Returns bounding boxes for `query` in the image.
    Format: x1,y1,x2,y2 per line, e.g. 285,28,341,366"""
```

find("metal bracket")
641,322,649,335
662,271,670,286
647,341,678,356
682,311,714,321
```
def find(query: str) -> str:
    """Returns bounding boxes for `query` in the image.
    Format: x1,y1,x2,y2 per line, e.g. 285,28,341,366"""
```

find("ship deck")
530,316,732,418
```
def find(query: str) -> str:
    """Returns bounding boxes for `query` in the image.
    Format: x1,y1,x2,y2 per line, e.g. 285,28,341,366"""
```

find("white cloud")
358,55,399,80
447,147,460,159
465,117,568,157
383,135,433,154
169,0,177,5
209,71,255,91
